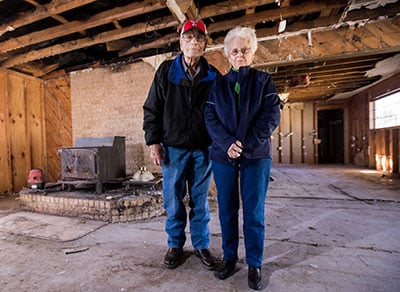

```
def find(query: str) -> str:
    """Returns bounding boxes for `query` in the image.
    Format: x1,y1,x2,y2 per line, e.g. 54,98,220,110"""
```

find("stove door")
59,148,98,180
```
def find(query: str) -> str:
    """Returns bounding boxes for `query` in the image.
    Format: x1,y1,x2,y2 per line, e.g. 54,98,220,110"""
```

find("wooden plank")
374,130,385,171
0,70,12,193
0,0,97,37
366,22,400,47
3,16,179,68
392,129,399,173
303,103,315,164
290,105,303,164
271,127,280,163
26,79,45,170
8,74,31,191
368,130,376,169
0,1,166,53
207,1,346,33
199,0,276,19
384,129,391,172
43,75,72,182
280,106,291,164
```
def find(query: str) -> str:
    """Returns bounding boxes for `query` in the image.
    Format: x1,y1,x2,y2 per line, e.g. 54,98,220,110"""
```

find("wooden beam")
23,0,82,32
206,1,347,33
199,0,277,19
0,0,97,37
119,33,180,57
253,46,400,68
166,0,190,23
0,1,166,53
2,17,180,68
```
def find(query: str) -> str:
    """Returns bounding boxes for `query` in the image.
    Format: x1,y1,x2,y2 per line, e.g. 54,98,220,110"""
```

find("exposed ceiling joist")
0,0,97,37
0,0,398,103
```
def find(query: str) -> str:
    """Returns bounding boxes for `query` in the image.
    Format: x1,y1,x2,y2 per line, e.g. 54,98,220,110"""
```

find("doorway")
318,109,344,163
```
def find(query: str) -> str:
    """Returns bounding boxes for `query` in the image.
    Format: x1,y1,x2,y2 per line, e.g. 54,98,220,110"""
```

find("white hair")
223,26,258,57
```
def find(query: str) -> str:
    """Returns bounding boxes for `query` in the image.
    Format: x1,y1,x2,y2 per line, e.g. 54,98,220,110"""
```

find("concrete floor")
0,164,399,291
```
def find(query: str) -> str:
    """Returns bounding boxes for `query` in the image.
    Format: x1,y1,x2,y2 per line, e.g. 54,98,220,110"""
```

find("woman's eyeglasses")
181,33,206,42
230,47,251,56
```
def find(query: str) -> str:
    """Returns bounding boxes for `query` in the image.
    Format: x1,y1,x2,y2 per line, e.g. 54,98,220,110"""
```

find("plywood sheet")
43,76,72,182
8,74,31,191
280,106,291,164
291,107,303,164
0,71,12,192
27,79,45,169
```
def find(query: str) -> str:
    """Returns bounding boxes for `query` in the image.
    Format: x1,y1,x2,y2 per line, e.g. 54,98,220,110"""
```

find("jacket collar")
168,52,217,85
227,66,252,81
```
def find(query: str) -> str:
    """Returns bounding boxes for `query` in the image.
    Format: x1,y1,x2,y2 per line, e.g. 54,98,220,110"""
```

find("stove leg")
96,181,102,193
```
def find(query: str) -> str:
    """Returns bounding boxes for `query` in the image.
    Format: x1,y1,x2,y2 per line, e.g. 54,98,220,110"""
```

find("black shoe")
194,249,217,270
248,266,262,290
214,260,236,280
164,248,185,269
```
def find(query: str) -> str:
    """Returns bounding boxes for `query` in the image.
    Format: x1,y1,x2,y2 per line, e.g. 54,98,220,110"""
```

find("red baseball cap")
181,19,207,36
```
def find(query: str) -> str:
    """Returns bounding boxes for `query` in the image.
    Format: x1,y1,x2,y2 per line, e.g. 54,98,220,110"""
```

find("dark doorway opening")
318,109,344,163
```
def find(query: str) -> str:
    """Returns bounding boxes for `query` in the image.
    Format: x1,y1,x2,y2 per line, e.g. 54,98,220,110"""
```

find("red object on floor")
28,168,44,189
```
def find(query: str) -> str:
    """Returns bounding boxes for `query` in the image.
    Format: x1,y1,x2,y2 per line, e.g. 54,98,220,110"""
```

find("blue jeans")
212,158,271,267
162,146,212,250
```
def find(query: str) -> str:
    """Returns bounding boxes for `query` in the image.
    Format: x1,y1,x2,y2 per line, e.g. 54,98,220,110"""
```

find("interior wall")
70,61,155,175
43,73,72,183
273,100,349,166
350,73,400,173
2,62,398,194
0,69,45,193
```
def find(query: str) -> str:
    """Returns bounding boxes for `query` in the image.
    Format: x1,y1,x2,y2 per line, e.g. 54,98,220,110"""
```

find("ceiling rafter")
2,16,179,68
0,0,97,37
206,1,347,33
0,0,399,103
0,1,166,53
166,0,189,23
199,0,277,19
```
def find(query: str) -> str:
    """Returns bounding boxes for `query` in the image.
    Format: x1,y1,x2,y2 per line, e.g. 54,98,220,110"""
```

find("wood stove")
58,136,126,193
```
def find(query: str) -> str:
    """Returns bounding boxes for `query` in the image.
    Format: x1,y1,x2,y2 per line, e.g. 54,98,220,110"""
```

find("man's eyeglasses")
230,47,251,56
181,33,206,42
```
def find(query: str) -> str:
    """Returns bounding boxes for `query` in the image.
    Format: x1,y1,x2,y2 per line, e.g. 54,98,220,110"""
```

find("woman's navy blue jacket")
204,66,281,165
143,52,218,149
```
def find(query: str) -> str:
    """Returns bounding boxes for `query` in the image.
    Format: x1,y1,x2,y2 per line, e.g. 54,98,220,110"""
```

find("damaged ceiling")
0,0,399,103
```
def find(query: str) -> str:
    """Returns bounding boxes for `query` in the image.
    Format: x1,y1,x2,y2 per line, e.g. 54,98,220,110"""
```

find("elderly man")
143,19,219,270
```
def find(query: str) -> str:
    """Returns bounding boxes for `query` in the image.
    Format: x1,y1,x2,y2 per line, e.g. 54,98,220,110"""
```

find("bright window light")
370,91,400,129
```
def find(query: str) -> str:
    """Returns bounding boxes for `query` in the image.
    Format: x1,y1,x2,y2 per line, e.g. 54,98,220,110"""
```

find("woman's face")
227,37,254,69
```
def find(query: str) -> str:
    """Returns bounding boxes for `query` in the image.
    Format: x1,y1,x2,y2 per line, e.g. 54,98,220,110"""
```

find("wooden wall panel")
8,74,31,191
290,104,304,164
279,106,291,164
0,71,12,193
271,128,280,163
351,73,400,173
26,79,45,169
392,129,399,173
43,75,72,182
303,103,315,164
0,69,44,193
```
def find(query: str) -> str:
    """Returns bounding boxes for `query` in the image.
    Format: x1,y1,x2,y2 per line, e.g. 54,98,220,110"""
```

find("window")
370,91,400,129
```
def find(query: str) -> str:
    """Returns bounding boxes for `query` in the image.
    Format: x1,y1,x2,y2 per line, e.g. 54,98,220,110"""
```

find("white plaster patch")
349,0,399,10
365,53,400,77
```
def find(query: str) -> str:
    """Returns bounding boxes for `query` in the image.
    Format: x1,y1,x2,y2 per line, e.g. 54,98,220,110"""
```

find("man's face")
180,29,207,58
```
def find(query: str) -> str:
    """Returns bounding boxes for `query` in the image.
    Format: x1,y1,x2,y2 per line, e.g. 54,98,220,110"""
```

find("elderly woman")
204,26,281,290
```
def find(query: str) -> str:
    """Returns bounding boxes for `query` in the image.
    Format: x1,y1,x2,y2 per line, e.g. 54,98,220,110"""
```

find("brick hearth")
19,189,164,223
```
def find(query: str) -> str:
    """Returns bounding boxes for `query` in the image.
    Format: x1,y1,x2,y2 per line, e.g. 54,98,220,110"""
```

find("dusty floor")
0,164,399,292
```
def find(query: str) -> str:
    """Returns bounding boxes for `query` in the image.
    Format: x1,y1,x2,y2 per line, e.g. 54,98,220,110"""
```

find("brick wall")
70,62,157,175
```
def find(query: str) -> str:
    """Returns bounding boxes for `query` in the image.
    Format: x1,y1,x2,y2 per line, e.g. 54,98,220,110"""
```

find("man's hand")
150,144,163,166
227,140,243,159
